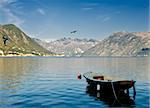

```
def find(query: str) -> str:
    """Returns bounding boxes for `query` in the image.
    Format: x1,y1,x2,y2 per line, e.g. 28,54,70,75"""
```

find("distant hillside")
0,24,52,56
34,38,99,56
84,32,150,56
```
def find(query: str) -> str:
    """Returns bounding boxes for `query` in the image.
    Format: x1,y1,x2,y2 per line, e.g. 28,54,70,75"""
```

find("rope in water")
110,81,119,102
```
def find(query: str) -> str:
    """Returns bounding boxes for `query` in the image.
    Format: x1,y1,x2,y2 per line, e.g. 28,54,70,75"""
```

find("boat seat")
93,76,104,80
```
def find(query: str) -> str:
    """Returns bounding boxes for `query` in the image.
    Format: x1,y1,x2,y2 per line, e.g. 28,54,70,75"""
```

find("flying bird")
70,30,77,34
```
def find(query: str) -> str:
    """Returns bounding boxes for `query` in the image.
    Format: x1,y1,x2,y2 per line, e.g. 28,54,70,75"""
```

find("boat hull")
83,72,136,92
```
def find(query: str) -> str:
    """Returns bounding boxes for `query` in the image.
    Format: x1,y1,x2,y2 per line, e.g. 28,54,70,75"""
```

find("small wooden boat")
83,72,136,92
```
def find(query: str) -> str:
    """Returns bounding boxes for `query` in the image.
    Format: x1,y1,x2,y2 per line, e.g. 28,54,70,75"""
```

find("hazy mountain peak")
34,37,99,55
132,32,150,38
84,32,150,56
111,31,129,37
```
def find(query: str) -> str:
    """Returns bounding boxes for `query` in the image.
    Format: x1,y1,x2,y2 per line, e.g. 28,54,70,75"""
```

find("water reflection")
0,57,40,90
0,57,149,108
86,85,135,107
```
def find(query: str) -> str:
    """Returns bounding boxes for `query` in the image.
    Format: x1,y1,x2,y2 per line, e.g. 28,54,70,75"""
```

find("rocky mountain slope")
84,32,150,56
1,24,148,57
0,24,52,56
34,38,99,55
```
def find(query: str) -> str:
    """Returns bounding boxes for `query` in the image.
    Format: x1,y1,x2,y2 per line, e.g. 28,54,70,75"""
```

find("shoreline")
0,53,65,57
0,54,149,58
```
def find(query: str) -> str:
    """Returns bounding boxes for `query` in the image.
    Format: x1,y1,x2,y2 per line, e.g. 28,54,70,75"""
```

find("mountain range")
0,24,52,56
33,38,99,55
0,24,149,57
84,32,150,56
34,32,150,56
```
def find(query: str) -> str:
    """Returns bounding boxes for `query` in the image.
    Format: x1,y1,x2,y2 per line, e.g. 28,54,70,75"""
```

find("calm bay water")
0,57,149,108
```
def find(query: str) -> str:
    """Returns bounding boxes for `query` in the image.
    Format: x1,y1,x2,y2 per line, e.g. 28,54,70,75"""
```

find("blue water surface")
0,57,149,108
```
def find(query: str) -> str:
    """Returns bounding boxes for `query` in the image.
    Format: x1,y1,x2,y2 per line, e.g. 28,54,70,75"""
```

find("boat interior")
84,72,126,82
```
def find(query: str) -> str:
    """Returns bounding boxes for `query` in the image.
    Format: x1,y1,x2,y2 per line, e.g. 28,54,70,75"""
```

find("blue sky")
0,0,149,40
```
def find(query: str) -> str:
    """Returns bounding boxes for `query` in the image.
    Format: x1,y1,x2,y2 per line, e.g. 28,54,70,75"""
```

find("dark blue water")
0,57,149,108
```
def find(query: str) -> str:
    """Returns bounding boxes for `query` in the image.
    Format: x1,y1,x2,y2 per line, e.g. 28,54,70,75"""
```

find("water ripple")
0,57,149,108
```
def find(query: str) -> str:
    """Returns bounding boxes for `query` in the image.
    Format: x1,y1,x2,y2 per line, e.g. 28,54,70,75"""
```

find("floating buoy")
77,72,82,79
130,80,134,86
